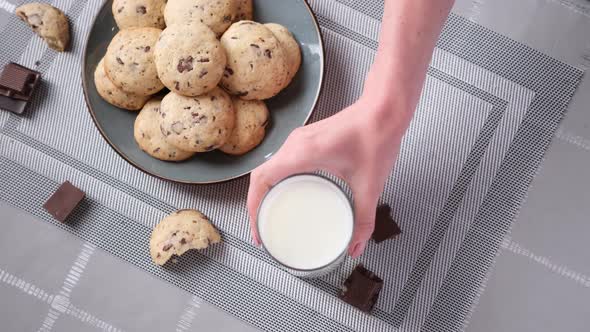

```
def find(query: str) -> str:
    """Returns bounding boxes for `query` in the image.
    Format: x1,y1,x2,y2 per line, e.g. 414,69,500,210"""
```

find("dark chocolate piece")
0,62,41,114
339,265,383,312
371,204,401,243
43,181,85,222
0,62,41,100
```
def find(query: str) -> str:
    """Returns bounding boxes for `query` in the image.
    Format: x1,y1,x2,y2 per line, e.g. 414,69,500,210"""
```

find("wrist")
359,85,415,142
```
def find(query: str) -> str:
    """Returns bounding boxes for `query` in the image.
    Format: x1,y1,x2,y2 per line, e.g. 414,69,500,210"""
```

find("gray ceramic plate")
82,0,324,184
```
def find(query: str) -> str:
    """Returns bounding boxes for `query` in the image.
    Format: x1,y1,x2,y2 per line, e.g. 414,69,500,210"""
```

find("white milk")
258,175,353,271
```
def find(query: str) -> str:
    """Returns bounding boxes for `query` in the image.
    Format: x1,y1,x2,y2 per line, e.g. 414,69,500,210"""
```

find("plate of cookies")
82,0,324,183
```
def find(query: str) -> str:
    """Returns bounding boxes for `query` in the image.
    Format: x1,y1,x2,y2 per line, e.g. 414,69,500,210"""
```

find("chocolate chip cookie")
154,22,226,97
112,0,166,29
164,0,237,37
150,209,221,266
94,58,150,111
134,98,195,161
220,21,289,100
220,97,269,155
16,3,70,52
234,0,253,21
104,27,164,96
265,23,301,87
159,88,235,152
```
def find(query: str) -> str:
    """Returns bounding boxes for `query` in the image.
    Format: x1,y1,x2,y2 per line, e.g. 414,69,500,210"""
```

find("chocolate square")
339,265,383,312
0,62,41,114
371,204,401,243
0,65,31,95
43,181,85,222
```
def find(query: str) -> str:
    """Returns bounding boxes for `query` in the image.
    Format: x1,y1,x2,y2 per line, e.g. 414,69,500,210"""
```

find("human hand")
247,96,411,258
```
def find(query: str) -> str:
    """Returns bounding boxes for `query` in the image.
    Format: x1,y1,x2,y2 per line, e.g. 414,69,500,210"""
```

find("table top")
0,0,589,331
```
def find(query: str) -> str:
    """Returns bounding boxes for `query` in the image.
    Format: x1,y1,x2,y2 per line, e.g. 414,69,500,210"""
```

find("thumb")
348,188,378,258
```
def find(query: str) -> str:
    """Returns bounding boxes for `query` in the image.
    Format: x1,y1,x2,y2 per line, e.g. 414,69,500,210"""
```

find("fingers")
348,186,378,258
246,148,317,245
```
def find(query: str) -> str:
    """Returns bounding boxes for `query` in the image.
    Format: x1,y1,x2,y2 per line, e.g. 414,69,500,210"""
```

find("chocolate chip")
197,58,210,63
231,36,238,39
218,129,222,134
26,14,42,29
171,121,184,134
198,69,208,78
191,112,199,117
177,56,194,73
223,15,232,22
136,5,146,14
212,116,216,122
180,238,187,245
236,91,248,97
210,96,217,101
184,106,191,110
117,7,124,13
144,46,150,52
174,81,180,90
264,49,272,58
162,244,173,251
250,43,260,49
224,66,234,76
160,124,168,137
157,253,161,258
116,57,124,65
161,112,166,118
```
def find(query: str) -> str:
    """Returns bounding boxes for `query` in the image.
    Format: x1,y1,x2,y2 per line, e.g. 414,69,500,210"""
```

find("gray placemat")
0,0,585,331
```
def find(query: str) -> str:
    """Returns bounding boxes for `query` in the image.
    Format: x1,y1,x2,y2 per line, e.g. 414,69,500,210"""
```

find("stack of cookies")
94,0,301,161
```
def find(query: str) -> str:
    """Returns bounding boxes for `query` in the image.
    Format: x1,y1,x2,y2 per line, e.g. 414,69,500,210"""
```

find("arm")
366,0,455,138
247,0,455,257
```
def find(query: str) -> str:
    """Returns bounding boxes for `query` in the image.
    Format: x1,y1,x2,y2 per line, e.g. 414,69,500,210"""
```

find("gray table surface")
1,0,589,331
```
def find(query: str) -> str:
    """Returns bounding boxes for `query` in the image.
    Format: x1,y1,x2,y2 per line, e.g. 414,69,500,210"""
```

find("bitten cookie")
150,209,221,266
112,0,166,29
104,27,164,96
164,0,237,36
94,58,150,111
220,21,289,100
154,22,226,97
16,3,70,52
265,23,301,87
159,88,235,152
134,98,195,161
233,0,253,21
220,98,269,155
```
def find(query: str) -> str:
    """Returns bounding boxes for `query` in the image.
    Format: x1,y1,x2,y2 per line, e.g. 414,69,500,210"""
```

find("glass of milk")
257,174,354,278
